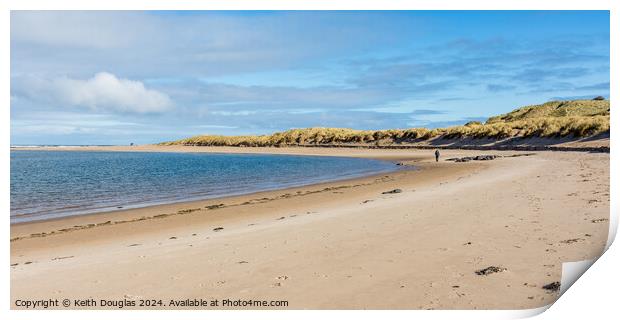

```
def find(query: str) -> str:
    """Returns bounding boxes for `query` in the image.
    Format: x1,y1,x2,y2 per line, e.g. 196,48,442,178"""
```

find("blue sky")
10,11,609,145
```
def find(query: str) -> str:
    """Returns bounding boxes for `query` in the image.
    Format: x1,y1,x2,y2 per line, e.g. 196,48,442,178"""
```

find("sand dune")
10,147,609,309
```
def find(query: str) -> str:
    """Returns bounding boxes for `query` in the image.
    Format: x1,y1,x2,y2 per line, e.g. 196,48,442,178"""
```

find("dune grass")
486,99,609,123
162,99,610,146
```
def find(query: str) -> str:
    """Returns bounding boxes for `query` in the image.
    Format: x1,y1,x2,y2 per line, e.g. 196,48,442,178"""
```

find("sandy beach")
10,146,610,309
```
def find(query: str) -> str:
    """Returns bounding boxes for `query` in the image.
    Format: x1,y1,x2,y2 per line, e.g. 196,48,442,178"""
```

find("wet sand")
10,146,610,309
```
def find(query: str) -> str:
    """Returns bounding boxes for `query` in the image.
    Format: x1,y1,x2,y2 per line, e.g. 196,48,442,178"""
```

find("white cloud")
16,72,173,113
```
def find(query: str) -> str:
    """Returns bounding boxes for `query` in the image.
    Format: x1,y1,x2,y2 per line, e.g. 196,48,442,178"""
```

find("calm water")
10,150,399,223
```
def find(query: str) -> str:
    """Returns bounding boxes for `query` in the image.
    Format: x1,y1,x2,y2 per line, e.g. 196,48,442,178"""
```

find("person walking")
435,149,440,162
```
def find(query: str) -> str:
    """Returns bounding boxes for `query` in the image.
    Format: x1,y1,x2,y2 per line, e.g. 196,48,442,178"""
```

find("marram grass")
162,100,610,146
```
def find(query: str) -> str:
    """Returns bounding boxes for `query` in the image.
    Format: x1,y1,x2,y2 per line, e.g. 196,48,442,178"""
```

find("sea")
10,150,399,223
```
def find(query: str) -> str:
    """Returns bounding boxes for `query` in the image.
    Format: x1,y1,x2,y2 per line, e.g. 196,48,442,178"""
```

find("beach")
10,146,610,309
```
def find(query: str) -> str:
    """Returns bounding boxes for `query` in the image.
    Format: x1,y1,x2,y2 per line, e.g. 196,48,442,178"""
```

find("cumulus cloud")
15,72,173,113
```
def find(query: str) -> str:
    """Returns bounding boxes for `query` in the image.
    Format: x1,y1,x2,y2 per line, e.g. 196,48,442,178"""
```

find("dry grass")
486,99,609,123
162,99,610,146
443,116,609,139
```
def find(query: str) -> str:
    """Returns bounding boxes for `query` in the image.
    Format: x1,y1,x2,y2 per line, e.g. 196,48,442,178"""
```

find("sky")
10,11,610,145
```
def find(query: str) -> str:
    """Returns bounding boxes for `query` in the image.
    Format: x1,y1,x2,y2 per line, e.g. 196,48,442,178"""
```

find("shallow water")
10,150,399,223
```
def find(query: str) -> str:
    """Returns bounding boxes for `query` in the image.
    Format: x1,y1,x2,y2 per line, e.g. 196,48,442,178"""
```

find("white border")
1,1,617,319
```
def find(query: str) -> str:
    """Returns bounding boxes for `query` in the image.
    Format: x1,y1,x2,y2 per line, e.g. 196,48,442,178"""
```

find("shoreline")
10,164,411,233
11,156,404,226
11,146,610,309
10,146,435,240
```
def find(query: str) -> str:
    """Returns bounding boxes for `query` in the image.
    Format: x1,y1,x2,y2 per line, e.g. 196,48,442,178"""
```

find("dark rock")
213,227,224,232
475,266,507,276
593,96,605,101
473,155,498,161
542,281,561,292
448,155,498,162
382,189,403,194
